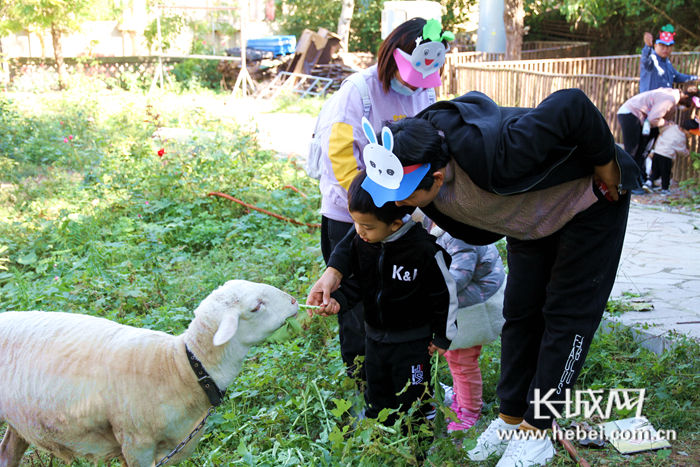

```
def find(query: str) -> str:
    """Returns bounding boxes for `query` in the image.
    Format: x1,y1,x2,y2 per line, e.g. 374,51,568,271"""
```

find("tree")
504,0,524,60
276,0,478,53
442,0,477,35
1,0,93,89
337,0,354,52
525,0,700,53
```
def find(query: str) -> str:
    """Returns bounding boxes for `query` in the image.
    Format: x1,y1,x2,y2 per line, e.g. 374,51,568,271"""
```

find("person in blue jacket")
640,25,698,93
308,88,642,467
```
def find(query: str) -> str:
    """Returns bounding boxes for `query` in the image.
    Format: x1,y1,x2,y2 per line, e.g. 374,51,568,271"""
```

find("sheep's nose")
291,297,297,305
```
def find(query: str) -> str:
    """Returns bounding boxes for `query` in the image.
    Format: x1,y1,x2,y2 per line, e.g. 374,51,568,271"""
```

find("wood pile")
310,64,357,92
217,55,294,90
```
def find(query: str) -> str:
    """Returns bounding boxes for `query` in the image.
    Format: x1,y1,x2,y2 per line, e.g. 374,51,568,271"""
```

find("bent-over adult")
617,85,699,191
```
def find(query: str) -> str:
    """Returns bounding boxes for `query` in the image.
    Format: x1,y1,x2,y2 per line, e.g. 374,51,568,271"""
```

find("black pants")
364,336,433,425
321,216,366,380
617,113,657,179
497,190,631,429
650,155,673,190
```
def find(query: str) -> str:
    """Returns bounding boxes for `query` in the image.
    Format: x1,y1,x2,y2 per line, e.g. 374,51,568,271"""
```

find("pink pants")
444,345,483,412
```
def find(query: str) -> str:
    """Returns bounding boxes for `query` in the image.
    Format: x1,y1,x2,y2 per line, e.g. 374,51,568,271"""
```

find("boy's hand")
306,267,343,307
644,32,653,47
316,298,340,316
428,342,447,356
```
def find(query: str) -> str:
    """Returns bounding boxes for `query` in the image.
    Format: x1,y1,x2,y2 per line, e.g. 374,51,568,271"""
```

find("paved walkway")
609,200,700,352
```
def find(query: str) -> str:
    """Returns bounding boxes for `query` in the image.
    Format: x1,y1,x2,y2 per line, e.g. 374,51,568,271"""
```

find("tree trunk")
50,22,67,89
337,0,355,52
504,0,524,61
0,40,7,86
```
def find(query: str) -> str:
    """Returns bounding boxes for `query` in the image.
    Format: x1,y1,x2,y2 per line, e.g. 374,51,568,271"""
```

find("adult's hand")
594,159,621,201
644,32,653,48
306,267,343,307
428,342,446,357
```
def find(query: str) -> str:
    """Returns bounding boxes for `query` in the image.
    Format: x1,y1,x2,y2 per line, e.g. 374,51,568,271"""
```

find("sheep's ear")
213,313,239,346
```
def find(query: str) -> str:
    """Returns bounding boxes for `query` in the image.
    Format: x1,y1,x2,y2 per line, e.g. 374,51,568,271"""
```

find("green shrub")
171,59,222,90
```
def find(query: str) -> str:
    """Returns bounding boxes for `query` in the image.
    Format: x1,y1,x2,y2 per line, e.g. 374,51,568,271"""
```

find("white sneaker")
495,436,556,467
440,382,455,406
466,417,520,461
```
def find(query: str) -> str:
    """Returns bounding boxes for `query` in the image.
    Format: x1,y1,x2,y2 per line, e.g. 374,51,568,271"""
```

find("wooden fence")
521,41,590,59
6,56,186,83
441,52,700,182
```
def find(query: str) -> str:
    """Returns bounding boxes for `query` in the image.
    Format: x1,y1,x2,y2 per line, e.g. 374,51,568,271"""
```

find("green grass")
1,84,698,466
266,91,328,115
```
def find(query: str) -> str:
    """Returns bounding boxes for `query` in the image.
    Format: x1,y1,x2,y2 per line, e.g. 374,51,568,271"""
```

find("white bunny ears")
359,116,431,207
361,117,404,190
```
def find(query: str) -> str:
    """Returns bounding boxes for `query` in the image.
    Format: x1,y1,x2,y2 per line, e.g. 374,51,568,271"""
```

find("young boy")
646,118,699,194
313,170,458,427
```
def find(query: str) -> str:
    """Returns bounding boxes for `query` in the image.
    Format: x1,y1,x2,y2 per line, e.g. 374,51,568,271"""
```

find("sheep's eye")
251,301,263,313
370,161,376,168
387,169,394,176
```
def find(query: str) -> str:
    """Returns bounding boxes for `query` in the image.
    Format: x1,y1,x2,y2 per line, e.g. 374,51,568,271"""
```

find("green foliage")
82,0,122,21
143,13,188,52
441,0,478,34
0,88,321,318
0,0,93,34
274,0,343,47
171,59,222,90
267,93,328,115
691,151,700,171
347,0,386,53
275,0,475,53
526,0,700,54
579,324,700,432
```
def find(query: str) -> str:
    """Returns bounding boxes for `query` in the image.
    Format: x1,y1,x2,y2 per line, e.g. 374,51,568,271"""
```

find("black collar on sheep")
186,345,226,407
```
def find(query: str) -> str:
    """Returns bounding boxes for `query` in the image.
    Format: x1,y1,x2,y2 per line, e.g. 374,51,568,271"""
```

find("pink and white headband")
393,19,454,89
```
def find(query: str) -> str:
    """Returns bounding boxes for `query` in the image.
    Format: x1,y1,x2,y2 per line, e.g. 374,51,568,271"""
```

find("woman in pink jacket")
617,85,699,192
310,18,452,381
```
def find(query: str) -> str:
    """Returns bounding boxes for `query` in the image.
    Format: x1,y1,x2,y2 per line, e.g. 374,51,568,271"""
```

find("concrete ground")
608,198,700,352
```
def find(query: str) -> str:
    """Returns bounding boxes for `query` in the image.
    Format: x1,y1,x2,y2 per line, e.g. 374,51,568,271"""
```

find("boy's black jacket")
331,222,454,349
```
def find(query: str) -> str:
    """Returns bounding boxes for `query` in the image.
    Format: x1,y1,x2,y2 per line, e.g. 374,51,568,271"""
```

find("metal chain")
154,407,215,467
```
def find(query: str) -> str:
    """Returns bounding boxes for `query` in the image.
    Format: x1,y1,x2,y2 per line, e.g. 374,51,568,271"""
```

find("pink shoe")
447,406,480,432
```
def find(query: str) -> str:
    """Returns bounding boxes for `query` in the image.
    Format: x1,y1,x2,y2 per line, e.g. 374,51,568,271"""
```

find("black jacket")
329,89,641,263
332,222,456,349
418,88,642,245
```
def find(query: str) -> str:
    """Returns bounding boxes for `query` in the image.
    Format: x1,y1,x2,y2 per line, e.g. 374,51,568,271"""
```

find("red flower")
157,148,165,157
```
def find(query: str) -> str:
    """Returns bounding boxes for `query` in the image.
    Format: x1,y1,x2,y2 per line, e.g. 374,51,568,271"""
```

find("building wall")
0,0,274,58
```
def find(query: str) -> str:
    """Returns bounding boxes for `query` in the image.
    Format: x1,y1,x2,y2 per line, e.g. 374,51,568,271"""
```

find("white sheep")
0,279,298,467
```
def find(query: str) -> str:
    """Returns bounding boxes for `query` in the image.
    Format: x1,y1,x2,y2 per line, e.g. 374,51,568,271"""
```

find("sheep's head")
195,280,298,347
